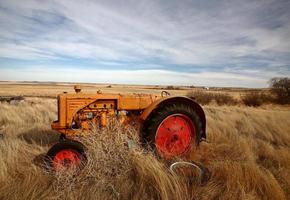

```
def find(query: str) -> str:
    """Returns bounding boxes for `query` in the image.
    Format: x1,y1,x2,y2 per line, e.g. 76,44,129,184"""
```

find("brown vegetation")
0,82,189,97
187,90,237,105
1,98,290,199
241,91,274,107
188,89,290,107
269,77,290,104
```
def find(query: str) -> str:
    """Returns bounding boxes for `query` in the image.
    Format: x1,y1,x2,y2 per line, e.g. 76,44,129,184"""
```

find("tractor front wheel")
143,103,203,159
45,140,87,171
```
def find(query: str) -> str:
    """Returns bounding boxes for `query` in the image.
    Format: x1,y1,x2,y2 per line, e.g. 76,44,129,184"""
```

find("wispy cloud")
0,66,267,87
0,0,289,87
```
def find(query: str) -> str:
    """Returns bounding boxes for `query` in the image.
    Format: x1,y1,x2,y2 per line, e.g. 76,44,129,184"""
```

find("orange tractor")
46,86,206,170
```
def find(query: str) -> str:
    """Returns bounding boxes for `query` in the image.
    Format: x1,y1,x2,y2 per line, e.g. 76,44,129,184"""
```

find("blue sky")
0,0,290,87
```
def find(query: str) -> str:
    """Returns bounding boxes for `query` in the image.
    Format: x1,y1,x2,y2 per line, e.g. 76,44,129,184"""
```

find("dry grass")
188,90,288,107
0,82,190,97
187,90,238,105
241,91,275,107
0,81,262,98
1,98,290,199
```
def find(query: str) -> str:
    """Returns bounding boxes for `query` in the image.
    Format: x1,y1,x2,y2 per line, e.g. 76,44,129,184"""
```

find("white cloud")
0,67,269,88
0,0,289,87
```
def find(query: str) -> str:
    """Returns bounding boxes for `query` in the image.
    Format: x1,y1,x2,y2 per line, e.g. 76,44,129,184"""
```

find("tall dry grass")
0,98,290,199
187,90,238,106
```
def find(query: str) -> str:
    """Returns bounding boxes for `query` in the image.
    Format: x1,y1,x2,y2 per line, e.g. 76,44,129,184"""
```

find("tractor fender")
140,96,206,138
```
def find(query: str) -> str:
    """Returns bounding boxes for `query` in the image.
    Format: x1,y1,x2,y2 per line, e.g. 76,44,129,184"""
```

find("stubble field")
0,82,290,200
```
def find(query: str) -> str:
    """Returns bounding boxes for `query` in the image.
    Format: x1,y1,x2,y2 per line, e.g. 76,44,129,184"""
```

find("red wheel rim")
155,114,196,158
53,149,82,170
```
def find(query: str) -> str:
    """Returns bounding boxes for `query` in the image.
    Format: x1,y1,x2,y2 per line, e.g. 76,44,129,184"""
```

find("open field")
1,83,290,199
0,81,263,99
0,81,193,97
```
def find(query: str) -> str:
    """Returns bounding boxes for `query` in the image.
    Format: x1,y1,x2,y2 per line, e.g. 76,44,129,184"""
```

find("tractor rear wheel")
45,140,87,171
143,103,203,159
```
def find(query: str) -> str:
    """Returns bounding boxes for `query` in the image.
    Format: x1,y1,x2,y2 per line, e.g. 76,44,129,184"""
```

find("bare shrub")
269,77,290,104
242,92,262,107
187,90,212,104
165,85,175,90
214,93,237,106
241,91,274,107
163,85,182,90
187,90,236,105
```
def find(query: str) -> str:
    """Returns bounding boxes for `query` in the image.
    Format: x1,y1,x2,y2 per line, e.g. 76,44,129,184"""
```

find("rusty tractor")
46,85,206,170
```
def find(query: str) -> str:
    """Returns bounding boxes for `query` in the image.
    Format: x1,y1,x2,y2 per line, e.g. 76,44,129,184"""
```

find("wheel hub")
53,149,81,170
155,114,196,158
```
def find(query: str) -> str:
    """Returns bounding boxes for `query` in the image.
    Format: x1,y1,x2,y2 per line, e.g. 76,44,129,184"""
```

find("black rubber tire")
142,103,203,158
45,140,87,171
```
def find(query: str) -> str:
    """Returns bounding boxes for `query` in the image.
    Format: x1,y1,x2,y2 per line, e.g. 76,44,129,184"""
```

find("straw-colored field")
0,81,189,97
0,81,257,98
0,83,290,200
